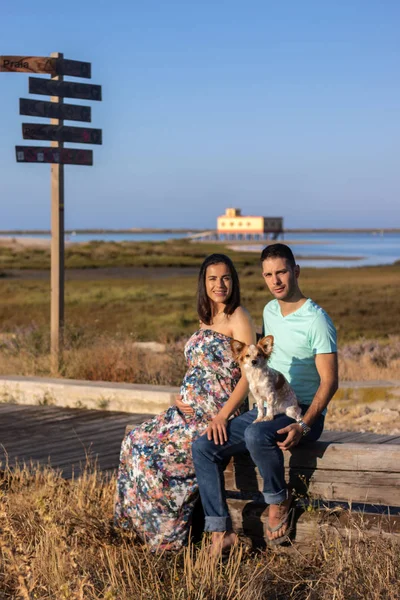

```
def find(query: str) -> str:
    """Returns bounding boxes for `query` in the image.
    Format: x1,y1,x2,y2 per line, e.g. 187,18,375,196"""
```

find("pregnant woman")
114,253,255,551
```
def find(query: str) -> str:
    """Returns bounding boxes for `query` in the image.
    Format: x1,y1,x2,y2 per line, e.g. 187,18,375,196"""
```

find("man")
191,243,338,552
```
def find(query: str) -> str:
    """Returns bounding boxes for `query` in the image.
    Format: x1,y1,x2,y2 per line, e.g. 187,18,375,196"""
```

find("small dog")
230,335,302,423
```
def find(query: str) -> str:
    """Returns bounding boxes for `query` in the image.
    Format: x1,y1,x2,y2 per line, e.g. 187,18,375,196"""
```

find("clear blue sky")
1,0,399,229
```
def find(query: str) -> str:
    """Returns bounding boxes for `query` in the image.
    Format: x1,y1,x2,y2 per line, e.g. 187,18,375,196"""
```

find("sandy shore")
0,236,51,249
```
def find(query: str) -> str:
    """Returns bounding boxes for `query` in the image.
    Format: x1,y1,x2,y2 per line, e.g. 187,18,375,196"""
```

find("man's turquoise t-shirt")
262,298,337,407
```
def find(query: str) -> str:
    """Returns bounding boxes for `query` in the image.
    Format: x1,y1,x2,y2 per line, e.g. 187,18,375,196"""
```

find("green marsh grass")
0,242,399,381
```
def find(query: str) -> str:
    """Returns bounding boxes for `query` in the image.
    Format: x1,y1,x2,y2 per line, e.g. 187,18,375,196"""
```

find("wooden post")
50,52,64,374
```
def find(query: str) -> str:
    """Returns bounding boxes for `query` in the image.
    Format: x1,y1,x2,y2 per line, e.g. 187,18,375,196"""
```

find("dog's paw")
261,415,273,422
253,416,264,423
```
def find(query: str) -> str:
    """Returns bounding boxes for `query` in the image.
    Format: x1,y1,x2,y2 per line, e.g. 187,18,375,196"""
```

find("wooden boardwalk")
1,403,399,479
0,403,152,478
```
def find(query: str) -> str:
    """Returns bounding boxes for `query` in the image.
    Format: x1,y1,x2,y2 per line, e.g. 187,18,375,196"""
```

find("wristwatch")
297,419,311,437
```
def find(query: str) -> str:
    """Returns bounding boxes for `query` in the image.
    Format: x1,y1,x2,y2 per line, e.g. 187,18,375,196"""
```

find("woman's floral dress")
114,328,241,551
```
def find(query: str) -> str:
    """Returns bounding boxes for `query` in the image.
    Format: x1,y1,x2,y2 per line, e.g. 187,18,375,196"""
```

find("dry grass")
1,325,400,385
0,461,399,600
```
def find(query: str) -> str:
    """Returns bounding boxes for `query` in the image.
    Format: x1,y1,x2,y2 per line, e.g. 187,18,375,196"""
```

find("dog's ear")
258,335,274,357
230,339,245,358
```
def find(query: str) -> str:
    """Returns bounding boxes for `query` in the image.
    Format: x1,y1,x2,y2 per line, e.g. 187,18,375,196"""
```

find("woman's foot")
210,531,238,556
266,493,294,543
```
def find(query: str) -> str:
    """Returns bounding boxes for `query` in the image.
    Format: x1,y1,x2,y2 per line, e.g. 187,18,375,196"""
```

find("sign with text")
16,146,93,166
22,123,102,144
20,98,91,122
29,77,102,101
0,55,56,75
0,56,91,78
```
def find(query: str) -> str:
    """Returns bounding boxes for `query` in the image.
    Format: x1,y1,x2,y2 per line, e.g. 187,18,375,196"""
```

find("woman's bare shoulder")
230,305,252,323
230,306,256,343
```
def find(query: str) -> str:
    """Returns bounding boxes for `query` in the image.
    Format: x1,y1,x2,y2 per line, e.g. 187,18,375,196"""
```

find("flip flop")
266,499,296,546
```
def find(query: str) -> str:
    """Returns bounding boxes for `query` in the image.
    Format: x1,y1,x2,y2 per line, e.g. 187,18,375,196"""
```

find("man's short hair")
260,243,296,268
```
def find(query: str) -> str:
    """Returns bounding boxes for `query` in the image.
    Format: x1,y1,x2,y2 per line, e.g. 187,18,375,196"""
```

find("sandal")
266,497,296,546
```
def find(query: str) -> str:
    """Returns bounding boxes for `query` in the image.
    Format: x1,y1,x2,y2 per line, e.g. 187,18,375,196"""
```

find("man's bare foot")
210,531,238,556
266,493,293,542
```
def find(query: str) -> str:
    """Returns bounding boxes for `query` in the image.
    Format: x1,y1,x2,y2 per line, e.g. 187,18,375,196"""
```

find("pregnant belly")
180,368,236,414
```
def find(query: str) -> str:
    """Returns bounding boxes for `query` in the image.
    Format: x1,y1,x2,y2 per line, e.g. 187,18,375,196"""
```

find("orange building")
217,208,283,240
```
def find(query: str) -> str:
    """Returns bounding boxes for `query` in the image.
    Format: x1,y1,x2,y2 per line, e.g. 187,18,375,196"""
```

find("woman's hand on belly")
175,394,195,415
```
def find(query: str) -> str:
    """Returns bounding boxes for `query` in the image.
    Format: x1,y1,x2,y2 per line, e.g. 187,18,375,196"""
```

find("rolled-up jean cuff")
263,488,288,505
204,516,233,532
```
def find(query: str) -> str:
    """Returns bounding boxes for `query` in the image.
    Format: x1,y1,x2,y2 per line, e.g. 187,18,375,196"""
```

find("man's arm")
277,352,339,451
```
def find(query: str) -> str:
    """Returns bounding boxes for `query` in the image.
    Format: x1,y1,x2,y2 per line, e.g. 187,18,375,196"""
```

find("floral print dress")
114,328,241,551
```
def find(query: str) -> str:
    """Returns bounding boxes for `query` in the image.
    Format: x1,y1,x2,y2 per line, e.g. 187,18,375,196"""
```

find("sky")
1,0,399,230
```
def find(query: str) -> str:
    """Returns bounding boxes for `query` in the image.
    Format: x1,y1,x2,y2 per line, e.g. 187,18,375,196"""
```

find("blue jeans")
192,406,324,532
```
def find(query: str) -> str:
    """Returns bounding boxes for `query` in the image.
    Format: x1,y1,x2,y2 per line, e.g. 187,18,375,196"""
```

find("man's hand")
175,394,194,415
276,423,303,451
207,414,228,445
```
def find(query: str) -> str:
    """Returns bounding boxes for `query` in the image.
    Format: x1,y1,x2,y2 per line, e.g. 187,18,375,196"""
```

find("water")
1,231,399,268
248,232,400,268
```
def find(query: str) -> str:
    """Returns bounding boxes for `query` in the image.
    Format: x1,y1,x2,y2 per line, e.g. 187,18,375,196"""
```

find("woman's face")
205,262,233,306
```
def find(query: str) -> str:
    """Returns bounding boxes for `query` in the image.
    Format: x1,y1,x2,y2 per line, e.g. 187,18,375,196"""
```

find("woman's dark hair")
197,254,240,325
260,243,296,268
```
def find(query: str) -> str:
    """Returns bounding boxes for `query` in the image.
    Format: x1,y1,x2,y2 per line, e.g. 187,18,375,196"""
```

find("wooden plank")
0,55,56,75
0,420,133,457
29,77,102,101
300,479,400,507
227,466,400,506
288,443,400,472
320,430,358,442
230,444,400,473
381,435,400,444
22,123,102,145
0,417,129,447
20,98,91,123
320,431,385,444
16,146,93,166
56,58,91,79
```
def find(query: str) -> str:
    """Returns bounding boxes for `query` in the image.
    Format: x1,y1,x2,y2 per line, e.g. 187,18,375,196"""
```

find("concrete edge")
0,375,398,416
0,376,180,415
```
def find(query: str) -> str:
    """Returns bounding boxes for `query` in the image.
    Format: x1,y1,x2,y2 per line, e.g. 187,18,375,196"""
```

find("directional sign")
57,58,91,79
22,123,102,145
0,55,56,75
29,77,102,101
16,146,93,166
20,98,91,122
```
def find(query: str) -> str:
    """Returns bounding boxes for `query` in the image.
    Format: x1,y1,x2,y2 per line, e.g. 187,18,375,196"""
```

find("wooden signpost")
1,52,102,373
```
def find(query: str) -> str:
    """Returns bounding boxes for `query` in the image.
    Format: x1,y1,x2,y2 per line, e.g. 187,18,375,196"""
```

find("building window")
247,222,251,226
221,222,225,226
230,222,234,226
238,222,242,226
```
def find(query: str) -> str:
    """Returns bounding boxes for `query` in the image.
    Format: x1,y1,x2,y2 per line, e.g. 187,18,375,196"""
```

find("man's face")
261,257,299,301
